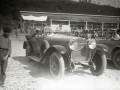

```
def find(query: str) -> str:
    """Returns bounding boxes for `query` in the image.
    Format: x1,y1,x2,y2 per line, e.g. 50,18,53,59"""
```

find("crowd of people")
73,29,120,40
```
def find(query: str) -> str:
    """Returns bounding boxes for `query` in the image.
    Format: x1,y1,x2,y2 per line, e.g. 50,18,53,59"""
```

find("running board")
28,56,41,62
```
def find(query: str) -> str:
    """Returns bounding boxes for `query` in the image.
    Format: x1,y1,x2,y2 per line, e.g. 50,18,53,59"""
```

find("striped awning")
21,15,48,21
20,11,120,23
48,15,96,22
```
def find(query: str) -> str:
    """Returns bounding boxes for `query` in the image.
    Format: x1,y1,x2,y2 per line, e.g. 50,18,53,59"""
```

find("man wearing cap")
31,28,42,37
0,27,11,86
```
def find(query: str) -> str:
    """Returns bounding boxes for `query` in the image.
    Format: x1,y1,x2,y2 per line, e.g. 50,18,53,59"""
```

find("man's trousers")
0,49,8,83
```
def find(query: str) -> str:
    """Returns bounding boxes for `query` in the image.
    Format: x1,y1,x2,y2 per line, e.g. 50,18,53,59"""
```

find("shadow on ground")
12,56,95,79
12,56,52,79
107,60,117,70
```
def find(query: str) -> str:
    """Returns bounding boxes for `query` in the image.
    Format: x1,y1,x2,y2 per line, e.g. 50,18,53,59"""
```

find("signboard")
51,25,59,32
62,25,71,32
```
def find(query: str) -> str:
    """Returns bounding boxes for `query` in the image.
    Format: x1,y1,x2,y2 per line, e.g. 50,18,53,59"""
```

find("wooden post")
50,19,52,27
69,21,71,32
33,21,34,30
23,21,25,33
102,22,104,31
30,20,31,29
20,18,22,30
117,23,119,29
86,21,88,30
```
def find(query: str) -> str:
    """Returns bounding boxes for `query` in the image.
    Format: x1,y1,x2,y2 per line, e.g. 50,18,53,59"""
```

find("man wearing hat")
31,28,42,37
0,27,12,86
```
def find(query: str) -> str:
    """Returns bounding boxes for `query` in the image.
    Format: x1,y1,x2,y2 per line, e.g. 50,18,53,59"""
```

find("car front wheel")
90,51,107,76
113,50,120,69
49,52,65,79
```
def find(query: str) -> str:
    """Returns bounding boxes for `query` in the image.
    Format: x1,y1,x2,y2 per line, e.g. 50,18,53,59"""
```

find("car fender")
51,45,67,54
90,44,108,59
40,45,68,64
114,45,120,48
96,44,108,53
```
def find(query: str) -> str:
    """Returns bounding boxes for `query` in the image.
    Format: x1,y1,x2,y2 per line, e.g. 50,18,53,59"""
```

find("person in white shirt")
114,31,120,40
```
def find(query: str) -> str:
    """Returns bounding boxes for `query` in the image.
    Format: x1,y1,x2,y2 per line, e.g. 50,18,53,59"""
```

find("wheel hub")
52,62,56,70
89,61,96,70
115,54,120,65
116,57,120,65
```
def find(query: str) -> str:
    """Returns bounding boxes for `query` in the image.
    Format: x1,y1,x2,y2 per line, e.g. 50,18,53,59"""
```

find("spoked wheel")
113,50,120,69
49,52,65,79
90,51,107,76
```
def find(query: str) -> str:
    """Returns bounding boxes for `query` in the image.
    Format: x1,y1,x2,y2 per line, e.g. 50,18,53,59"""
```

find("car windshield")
44,27,71,35
43,27,88,39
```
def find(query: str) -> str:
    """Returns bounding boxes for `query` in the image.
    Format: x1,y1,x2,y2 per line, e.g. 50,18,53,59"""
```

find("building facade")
20,11,120,33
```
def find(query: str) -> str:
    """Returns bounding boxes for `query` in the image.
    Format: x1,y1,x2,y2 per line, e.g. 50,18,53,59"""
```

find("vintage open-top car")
23,27,108,79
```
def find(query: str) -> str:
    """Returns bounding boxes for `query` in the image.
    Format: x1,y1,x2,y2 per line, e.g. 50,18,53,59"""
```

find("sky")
72,0,120,8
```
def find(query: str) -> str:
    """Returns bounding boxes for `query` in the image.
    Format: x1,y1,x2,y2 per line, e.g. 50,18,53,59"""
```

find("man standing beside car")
0,27,12,86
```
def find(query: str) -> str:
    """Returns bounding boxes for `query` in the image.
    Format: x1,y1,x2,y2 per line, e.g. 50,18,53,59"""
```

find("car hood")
45,34,87,43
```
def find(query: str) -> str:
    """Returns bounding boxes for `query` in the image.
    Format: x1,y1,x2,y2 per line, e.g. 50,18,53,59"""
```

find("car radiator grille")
71,46,88,63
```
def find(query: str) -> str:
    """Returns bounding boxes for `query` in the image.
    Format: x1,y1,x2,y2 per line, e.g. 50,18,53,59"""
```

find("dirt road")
0,34,120,90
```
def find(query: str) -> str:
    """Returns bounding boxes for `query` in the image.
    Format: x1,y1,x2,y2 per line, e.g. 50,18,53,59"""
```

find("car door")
30,37,39,53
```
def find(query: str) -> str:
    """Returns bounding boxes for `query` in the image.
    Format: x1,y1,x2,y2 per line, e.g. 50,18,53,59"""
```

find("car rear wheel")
90,51,107,76
113,50,120,69
49,52,65,79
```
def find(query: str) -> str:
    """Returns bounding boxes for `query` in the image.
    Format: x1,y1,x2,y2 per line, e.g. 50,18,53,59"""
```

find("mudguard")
91,44,108,59
52,45,67,54
113,45,120,49
40,45,68,64
96,44,108,53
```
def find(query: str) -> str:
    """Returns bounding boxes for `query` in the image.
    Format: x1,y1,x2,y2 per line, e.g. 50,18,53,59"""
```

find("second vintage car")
96,29,120,69
23,27,108,79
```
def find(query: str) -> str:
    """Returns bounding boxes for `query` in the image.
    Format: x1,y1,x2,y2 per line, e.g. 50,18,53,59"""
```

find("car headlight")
88,39,96,49
69,40,78,50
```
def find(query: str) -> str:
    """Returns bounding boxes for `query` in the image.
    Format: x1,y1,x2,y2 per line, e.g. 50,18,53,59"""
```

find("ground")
0,34,120,90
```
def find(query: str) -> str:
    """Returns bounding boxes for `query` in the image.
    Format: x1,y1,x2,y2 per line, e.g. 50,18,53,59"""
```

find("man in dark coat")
0,27,11,86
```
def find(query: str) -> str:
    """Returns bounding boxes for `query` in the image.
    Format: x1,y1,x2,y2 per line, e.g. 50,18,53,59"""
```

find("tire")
113,50,120,69
49,52,65,79
90,51,107,76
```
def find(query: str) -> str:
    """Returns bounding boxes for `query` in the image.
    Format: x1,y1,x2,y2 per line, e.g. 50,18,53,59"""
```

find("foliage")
0,0,120,23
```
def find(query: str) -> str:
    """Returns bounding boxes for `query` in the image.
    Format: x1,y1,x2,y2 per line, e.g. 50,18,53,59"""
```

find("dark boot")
0,76,4,86
0,75,6,85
